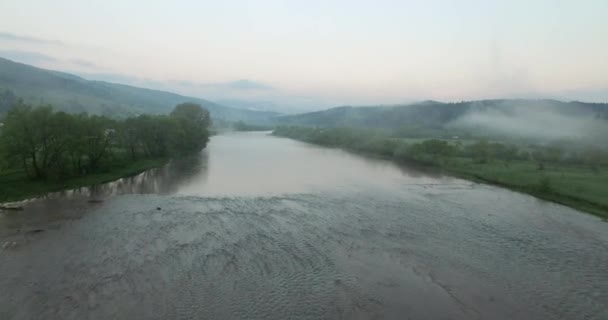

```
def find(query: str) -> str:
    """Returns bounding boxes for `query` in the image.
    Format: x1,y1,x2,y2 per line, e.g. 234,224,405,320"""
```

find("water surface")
1,132,606,319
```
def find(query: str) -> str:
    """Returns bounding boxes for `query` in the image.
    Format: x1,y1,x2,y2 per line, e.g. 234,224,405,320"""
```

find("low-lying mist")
448,102,608,145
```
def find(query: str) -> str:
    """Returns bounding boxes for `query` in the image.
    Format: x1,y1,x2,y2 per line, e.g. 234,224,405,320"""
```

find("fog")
448,102,608,143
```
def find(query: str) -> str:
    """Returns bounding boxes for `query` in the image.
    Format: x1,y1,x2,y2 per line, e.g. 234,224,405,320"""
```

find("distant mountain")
276,99,608,128
216,99,281,112
275,99,608,141
215,98,317,114
0,57,278,123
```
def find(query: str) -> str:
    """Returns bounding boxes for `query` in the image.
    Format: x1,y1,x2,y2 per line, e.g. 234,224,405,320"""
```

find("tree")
64,113,88,174
169,103,211,153
119,117,142,159
129,115,174,157
171,103,212,128
468,139,491,163
81,115,116,170
408,139,456,164
1,103,69,179
1,102,212,181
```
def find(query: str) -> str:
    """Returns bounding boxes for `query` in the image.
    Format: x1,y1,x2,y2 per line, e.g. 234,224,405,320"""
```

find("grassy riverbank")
0,157,168,203
273,126,608,219
444,159,608,218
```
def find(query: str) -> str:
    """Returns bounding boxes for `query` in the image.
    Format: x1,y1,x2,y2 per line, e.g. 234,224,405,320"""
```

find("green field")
0,158,167,203
444,158,608,218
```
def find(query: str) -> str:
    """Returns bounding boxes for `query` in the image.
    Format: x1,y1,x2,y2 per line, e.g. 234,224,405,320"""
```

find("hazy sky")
1,0,607,110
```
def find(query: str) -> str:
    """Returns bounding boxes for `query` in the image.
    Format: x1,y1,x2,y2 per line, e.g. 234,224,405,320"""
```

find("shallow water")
1,132,607,319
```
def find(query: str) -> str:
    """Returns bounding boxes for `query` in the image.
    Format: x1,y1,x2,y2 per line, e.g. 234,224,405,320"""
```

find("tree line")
0,102,211,180
272,126,608,169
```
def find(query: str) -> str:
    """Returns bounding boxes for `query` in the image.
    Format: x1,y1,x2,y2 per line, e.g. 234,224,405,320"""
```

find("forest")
0,102,211,201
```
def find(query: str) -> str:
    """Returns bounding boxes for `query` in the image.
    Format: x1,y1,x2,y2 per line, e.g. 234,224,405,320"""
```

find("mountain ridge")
0,57,279,123
276,99,608,129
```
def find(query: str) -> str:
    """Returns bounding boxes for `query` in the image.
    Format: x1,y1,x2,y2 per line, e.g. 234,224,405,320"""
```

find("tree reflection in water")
83,151,209,199
0,152,208,235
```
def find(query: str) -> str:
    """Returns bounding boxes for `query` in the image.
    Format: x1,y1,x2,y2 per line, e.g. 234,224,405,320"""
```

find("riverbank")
0,158,168,203
443,159,608,219
272,127,608,219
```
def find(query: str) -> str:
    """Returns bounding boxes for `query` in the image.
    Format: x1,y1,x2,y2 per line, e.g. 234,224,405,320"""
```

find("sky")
1,0,607,111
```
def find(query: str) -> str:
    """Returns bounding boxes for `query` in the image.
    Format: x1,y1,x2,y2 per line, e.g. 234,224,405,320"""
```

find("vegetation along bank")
0,102,211,202
272,126,608,219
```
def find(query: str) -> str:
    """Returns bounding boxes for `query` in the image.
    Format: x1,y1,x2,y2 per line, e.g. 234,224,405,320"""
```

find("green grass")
443,159,608,218
0,158,168,203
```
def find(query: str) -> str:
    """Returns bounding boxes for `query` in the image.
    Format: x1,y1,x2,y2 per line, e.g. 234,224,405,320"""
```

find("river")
1,132,607,320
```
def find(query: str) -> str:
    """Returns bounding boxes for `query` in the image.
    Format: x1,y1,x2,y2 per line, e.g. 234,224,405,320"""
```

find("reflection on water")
175,132,459,197
89,151,209,197
0,153,208,234
27,151,208,202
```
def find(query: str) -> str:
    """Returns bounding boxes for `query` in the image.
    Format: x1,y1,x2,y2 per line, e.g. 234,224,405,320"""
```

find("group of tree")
403,139,608,169
272,126,608,170
0,102,211,180
231,121,274,132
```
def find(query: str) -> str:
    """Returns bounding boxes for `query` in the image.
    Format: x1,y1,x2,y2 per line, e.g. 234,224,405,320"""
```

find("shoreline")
0,158,169,204
444,168,608,220
273,133,608,220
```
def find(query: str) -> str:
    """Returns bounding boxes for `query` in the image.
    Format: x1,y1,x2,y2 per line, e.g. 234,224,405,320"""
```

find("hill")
0,57,278,122
276,99,608,141
277,100,607,127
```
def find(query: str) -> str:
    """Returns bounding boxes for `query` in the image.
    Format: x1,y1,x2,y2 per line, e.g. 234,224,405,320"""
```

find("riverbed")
1,132,606,319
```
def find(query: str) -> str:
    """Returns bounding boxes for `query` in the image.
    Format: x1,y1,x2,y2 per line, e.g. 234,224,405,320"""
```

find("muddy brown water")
1,132,607,319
